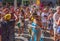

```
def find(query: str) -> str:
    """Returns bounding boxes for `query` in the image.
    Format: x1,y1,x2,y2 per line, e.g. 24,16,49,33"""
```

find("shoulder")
54,12,57,15
53,12,58,20
53,12,57,17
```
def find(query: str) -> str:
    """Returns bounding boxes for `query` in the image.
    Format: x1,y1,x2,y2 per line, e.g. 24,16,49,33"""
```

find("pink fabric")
10,7,14,12
40,3,44,11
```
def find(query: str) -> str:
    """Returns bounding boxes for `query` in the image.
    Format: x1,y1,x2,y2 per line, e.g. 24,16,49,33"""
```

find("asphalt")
15,26,54,41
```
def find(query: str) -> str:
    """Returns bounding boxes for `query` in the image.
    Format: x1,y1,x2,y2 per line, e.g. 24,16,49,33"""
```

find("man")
41,8,49,29
53,6,60,41
48,8,53,36
2,13,12,41
2,11,16,41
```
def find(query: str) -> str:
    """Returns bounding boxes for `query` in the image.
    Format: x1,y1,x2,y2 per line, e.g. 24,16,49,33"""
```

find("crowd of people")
0,4,60,41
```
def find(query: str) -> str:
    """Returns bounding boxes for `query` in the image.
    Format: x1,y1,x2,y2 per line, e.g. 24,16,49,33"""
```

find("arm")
14,14,18,21
57,18,60,26
53,14,58,25
48,13,53,20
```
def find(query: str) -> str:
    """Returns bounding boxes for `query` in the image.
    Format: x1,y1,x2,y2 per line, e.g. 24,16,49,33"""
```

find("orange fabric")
36,0,40,6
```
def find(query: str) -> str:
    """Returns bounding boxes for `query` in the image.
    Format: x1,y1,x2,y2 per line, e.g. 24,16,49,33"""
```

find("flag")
36,0,40,6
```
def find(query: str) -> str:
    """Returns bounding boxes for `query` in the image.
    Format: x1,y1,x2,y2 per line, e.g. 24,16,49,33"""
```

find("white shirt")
41,12,49,23
37,11,40,16
53,12,60,27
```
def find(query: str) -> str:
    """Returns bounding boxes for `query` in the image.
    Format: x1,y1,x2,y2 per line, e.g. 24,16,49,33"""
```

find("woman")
31,19,37,41
48,8,54,36
15,8,22,36
35,17,41,41
53,6,60,41
41,8,49,30
0,12,2,41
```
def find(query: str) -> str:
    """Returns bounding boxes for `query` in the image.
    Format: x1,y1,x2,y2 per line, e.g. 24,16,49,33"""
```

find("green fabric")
17,23,20,28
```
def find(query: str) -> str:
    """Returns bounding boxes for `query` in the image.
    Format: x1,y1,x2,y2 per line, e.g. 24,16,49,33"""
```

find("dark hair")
44,15,47,17
21,10,24,15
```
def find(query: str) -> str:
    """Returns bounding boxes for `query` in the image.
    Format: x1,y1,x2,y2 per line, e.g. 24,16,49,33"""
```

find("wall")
41,0,56,4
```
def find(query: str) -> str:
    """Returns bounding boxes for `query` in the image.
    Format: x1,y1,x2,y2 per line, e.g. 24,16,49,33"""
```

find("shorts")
53,25,57,35
17,23,20,28
48,23,53,30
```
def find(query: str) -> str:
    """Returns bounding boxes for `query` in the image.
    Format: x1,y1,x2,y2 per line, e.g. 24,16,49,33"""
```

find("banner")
36,0,40,6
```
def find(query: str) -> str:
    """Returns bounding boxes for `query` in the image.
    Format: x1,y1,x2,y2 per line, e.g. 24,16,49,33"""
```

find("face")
56,7,60,13
33,19,37,23
49,8,53,13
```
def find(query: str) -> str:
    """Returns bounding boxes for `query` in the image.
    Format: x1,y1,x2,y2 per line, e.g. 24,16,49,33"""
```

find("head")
33,19,36,23
43,8,49,13
49,8,53,13
56,6,60,14
15,8,20,15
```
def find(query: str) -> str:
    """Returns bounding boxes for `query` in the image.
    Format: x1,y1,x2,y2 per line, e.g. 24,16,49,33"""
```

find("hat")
31,17,34,21
4,14,11,21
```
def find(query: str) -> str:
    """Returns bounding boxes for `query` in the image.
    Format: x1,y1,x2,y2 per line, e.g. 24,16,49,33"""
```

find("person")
48,8,54,36
20,9,25,34
2,9,16,41
36,15,42,41
55,18,60,41
0,12,2,41
2,13,12,41
8,12,16,41
41,8,49,30
24,7,30,31
53,6,60,41
31,19,37,41
16,9,22,36
57,18,60,34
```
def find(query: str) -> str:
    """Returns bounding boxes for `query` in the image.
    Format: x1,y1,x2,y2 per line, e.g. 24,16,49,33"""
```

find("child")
31,19,37,41
16,13,22,36
48,8,53,36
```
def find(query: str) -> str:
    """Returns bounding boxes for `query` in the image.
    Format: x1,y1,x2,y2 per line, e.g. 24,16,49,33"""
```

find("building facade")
2,0,22,6
0,0,60,6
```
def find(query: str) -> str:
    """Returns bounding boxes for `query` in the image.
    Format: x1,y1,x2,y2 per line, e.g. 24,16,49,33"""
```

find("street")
15,26,54,41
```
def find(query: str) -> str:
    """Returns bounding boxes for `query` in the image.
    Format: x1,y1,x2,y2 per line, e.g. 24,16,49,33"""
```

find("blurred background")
0,0,60,7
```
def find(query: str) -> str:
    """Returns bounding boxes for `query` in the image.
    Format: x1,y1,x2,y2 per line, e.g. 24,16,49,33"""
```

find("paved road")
15,26,30,41
15,26,54,41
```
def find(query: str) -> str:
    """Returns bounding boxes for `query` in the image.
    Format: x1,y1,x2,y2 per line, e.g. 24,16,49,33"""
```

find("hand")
57,20,60,26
